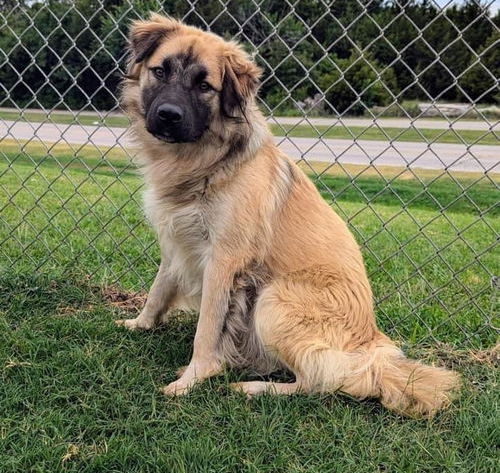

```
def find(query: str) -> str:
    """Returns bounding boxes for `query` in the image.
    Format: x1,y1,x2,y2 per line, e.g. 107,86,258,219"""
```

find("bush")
367,101,421,118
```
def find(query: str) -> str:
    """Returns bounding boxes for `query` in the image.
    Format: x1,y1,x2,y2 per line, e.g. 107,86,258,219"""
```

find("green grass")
0,110,129,128
1,110,498,145
1,149,499,472
269,123,499,146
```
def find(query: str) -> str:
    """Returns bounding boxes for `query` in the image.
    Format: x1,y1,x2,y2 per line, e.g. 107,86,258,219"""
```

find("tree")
459,31,499,104
0,0,496,111
313,50,398,115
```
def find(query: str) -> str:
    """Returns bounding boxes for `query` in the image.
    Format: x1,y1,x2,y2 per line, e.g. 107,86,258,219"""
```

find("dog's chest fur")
144,187,212,301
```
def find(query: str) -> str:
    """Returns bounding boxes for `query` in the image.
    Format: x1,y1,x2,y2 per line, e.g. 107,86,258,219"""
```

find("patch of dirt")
101,286,147,313
415,342,500,369
468,343,500,368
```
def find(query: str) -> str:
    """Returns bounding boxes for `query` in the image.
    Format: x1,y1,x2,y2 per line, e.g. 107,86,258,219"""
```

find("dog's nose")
157,103,183,124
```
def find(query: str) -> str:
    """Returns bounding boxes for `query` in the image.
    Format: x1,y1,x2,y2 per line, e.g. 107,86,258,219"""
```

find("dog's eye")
199,81,211,92
151,67,164,79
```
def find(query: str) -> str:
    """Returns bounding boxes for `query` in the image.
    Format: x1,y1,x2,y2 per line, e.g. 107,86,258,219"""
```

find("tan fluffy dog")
117,14,460,417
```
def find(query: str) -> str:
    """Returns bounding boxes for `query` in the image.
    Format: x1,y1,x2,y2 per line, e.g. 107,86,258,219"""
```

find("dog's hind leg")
238,276,378,398
241,276,459,416
231,381,300,397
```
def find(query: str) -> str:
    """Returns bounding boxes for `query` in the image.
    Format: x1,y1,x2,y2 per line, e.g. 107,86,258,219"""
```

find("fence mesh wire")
0,1,498,349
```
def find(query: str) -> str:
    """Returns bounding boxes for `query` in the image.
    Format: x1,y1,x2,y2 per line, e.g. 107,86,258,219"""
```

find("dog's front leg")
116,261,176,330
161,258,237,395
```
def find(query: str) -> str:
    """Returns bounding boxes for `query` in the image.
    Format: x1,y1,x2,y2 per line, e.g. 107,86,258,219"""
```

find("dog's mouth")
150,131,178,143
148,128,207,144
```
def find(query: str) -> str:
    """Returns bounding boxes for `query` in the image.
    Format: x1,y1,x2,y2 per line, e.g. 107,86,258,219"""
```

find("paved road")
1,107,497,131
1,120,498,173
268,116,498,131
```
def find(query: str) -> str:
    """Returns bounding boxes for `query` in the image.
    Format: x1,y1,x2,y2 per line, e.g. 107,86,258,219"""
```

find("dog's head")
123,14,261,144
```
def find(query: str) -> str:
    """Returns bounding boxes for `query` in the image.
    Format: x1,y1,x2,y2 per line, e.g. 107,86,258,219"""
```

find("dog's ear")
126,14,181,79
221,42,261,118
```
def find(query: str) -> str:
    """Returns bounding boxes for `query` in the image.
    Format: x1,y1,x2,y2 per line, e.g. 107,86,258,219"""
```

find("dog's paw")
115,318,154,331
160,379,192,397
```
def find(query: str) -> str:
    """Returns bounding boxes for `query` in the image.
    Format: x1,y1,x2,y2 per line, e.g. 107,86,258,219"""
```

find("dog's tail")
373,341,460,417
303,336,460,417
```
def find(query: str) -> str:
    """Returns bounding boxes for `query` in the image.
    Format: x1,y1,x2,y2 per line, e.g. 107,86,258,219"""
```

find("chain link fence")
0,1,498,350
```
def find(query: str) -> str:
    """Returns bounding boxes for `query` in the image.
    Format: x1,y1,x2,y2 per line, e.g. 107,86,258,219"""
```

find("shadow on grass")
0,270,95,320
0,270,193,360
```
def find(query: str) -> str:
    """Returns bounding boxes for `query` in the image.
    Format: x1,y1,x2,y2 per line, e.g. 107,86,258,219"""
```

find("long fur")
119,14,460,416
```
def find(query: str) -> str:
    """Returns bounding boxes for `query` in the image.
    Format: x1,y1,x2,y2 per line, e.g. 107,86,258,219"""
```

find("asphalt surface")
1,120,498,173
267,116,498,131
1,107,496,131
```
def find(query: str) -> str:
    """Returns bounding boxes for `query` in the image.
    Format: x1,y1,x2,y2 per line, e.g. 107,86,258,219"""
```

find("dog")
117,14,460,417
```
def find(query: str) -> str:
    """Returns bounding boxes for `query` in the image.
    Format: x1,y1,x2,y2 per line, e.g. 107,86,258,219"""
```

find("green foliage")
459,31,500,104
0,0,497,112
313,51,398,115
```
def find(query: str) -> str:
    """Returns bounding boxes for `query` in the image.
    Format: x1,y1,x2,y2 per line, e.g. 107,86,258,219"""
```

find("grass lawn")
1,109,498,145
1,146,499,472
